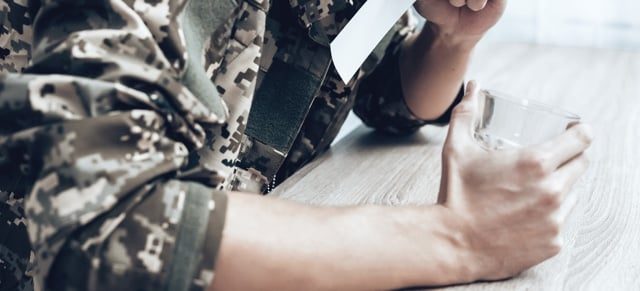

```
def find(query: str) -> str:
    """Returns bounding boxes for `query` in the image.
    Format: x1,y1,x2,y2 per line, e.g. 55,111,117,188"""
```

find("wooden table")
271,43,640,290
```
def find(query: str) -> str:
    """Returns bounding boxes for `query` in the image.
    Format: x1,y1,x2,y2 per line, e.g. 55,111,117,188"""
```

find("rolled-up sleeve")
0,0,229,289
353,13,464,136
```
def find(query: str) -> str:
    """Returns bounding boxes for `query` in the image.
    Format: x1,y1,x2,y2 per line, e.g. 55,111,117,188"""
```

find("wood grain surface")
270,43,640,290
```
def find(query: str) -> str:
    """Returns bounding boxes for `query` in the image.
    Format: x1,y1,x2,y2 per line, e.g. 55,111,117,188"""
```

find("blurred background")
485,0,640,50
335,1,640,142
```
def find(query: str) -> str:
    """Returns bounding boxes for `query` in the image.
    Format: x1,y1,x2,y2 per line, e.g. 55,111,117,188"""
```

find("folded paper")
330,0,416,83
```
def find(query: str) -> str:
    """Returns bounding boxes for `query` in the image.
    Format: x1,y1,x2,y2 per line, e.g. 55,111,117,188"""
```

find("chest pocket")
246,0,358,154
245,0,335,172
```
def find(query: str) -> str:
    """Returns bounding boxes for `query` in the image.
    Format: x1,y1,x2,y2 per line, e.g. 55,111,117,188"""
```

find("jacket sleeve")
353,12,464,136
0,0,228,286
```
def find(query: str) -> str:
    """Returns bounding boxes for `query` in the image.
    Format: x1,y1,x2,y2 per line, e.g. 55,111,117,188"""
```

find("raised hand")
415,0,507,41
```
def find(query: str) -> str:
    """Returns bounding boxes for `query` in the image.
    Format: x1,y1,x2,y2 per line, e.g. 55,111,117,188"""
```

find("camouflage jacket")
0,0,460,290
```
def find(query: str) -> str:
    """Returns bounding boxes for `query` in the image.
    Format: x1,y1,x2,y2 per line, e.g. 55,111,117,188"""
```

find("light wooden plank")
271,44,640,290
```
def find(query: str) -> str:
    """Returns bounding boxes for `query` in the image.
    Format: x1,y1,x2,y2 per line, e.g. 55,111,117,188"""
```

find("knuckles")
549,236,564,256
544,183,565,200
537,190,562,210
547,220,562,237
443,142,462,160
443,140,474,162
517,150,552,178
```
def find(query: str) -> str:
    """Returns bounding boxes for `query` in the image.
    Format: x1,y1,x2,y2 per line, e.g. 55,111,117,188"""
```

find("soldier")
0,0,593,290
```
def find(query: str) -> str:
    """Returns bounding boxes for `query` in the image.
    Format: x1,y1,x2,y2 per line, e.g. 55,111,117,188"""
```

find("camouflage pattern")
0,0,259,290
1,1,37,289
0,0,33,73
0,0,459,290
265,1,462,185
0,190,34,291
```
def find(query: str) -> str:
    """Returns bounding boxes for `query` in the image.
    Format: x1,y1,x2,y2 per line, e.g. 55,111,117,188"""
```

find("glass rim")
481,89,581,121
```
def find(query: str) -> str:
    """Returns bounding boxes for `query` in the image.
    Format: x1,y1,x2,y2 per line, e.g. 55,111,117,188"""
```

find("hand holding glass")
474,90,581,150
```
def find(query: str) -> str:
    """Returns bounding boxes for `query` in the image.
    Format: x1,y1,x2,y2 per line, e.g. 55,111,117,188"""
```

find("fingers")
449,0,466,7
461,80,480,107
549,154,588,223
553,191,578,225
534,154,588,211
449,0,488,11
466,0,488,11
447,80,481,144
553,154,590,198
536,124,594,170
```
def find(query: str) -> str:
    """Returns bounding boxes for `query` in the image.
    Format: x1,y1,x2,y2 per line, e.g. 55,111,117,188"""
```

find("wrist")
423,205,479,284
387,205,480,286
423,22,482,51
404,23,477,71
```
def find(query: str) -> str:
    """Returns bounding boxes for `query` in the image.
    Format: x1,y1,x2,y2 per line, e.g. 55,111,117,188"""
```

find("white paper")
330,0,416,83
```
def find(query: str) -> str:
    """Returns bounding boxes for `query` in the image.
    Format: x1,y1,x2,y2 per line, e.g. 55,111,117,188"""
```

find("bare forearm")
400,24,477,120
210,193,474,290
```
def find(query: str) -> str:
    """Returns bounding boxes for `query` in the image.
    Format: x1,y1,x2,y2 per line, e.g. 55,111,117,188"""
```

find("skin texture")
416,0,507,38
210,82,593,290
0,0,588,290
438,81,592,280
213,1,592,289
400,0,507,120
211,194,470,290
211,1,589,290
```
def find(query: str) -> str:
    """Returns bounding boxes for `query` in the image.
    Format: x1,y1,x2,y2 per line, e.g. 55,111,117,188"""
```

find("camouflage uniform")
0,0,462,290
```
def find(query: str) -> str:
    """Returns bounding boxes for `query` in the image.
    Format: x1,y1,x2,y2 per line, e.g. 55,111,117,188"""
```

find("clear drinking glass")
474,90,581,150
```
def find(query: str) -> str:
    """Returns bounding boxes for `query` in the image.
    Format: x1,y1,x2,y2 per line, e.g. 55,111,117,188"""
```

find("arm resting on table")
211,193,475,290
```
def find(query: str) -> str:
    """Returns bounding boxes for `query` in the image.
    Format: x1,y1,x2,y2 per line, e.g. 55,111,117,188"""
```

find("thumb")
447,80,481,143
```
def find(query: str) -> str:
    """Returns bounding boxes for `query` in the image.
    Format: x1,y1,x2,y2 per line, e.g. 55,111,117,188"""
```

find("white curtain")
486,0,640,50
